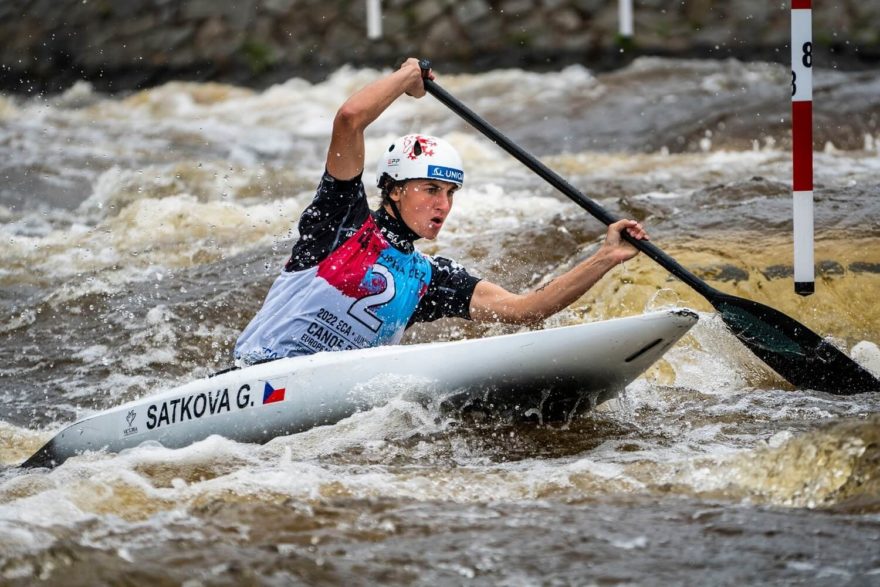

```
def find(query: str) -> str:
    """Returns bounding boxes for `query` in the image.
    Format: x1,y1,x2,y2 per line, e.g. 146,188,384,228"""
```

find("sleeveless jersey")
234,171,480,365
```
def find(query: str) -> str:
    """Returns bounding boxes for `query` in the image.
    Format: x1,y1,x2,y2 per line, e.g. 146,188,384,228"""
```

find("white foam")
3,64,880,553
851,341,880,377
0,93,23,121
439,183,563,240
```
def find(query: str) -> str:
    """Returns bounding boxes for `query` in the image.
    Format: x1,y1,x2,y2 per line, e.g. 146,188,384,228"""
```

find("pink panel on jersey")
316,216,387,298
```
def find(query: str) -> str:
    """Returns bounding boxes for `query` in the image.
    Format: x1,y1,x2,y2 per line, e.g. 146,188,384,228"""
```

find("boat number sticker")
121,381,286,438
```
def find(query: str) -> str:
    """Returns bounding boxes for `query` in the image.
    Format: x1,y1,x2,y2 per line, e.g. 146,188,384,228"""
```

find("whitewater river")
2,58,880,584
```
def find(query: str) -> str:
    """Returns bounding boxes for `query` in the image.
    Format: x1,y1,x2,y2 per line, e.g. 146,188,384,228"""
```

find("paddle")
418,60,879,395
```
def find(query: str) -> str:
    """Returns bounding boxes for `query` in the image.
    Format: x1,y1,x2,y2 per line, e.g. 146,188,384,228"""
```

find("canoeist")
234,58,647,366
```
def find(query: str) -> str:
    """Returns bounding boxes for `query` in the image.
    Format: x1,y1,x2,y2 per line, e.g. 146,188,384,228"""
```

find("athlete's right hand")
401,57,432,98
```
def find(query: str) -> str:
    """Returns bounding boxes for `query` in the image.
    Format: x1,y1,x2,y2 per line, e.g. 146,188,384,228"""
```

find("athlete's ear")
389,182,406,203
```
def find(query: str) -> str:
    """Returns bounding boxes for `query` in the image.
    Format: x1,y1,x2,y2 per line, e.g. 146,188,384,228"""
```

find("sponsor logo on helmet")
385,157,400,168
427,165,464,184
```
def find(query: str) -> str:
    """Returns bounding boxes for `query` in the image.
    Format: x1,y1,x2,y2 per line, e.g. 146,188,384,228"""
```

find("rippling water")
2,59,880,584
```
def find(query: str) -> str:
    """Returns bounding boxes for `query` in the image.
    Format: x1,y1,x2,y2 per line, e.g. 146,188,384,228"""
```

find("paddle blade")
713,294,879,395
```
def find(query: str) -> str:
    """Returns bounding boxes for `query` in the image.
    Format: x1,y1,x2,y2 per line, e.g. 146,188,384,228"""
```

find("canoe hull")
23,309,698,467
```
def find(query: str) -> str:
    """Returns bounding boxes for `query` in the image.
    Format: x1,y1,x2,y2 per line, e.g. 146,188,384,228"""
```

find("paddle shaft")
420,63,880,394
421,75,716,301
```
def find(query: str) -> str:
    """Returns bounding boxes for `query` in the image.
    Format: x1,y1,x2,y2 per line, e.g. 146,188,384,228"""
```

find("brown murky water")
2,59,880,584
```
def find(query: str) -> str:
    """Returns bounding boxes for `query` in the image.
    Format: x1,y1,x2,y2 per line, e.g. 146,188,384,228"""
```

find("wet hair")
378,174,407,207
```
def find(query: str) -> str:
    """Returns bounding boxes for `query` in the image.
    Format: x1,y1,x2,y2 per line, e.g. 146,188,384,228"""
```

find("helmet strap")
385,196,421,242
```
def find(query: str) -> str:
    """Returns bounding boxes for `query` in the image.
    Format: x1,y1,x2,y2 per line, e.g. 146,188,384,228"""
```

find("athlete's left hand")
601,219,648,264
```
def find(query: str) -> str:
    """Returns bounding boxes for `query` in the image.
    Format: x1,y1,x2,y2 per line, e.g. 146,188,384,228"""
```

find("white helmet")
376,134,464,189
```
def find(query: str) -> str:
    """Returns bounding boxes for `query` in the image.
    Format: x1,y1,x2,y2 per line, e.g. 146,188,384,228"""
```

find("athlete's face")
392,179,459,240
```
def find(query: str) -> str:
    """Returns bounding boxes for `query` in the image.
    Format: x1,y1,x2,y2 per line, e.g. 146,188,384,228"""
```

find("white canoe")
23,308,698,468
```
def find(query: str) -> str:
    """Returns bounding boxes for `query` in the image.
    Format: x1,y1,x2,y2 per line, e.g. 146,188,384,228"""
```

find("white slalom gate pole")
792,0,814,295
367,0,382,40
619,0,634,39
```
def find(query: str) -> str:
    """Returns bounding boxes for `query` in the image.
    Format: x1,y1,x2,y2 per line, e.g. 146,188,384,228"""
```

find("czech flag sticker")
262,382,286,404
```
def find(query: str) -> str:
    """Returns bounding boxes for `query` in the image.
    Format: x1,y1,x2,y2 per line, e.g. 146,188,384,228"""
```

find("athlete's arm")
469,220,648,325
326,58,434,181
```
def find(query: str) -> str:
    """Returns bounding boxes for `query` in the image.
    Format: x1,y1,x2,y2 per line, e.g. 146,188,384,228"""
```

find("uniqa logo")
427,165,464,183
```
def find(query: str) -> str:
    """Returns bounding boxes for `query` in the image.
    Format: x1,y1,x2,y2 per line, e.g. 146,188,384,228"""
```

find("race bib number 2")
348,264,395,331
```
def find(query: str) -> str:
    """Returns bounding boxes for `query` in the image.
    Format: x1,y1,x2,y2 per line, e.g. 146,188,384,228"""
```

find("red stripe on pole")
792,100,813,191
792,0,811,9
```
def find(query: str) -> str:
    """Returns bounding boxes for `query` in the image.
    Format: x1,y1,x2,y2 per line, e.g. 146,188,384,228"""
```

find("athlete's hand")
400,57,432,98
601,219,648,264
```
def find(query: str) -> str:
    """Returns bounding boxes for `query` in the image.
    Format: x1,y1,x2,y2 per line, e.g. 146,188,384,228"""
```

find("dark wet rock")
694,264,750,283
817,260,846,276
762,265,794,280
763,261,876,280
849,262,880,274
3,0,878,95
